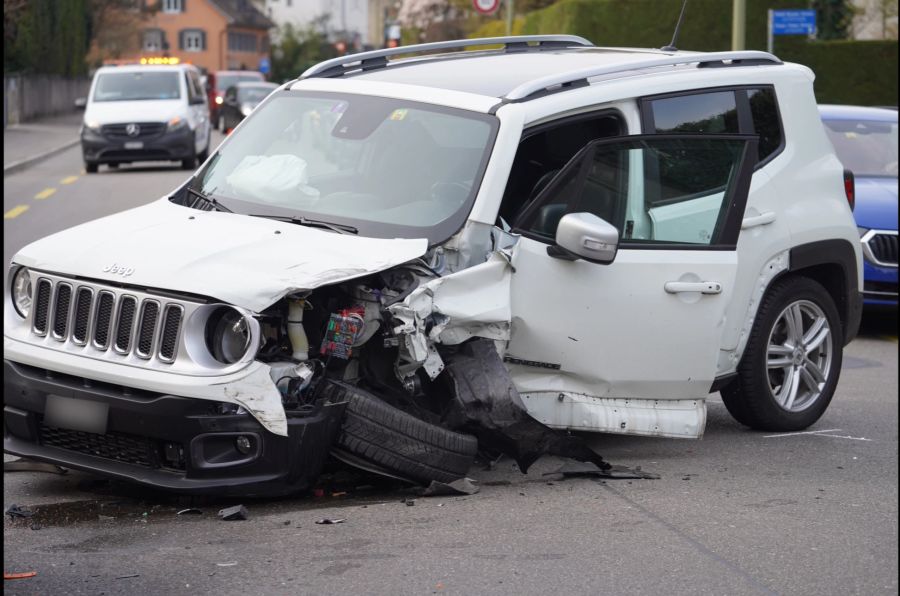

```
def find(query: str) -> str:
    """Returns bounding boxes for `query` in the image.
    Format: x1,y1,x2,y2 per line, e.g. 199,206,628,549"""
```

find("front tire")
84,161,98,173
326,382,477,484
721,276,843,431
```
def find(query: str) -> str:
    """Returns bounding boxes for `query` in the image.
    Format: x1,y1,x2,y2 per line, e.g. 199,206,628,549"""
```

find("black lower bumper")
81,127,194,165
3,360,345,496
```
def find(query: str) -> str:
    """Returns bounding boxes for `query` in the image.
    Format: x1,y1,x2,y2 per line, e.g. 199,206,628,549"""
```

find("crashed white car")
4,36,862,495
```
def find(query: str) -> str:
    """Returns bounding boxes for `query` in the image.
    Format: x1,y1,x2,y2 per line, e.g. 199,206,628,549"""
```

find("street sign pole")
767,9,774,54
732,0,746,51
506,0,514,36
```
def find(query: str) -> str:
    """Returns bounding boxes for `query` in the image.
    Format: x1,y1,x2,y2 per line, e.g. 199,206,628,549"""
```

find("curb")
3,138,80,177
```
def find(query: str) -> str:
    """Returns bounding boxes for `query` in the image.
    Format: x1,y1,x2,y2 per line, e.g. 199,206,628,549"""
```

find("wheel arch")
787,239,862,346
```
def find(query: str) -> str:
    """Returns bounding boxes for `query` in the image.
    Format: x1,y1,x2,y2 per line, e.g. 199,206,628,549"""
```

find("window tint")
519,137,751,247
748,88,782,161
649,91,739,134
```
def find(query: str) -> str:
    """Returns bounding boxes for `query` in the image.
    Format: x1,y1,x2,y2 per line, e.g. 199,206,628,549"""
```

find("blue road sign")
772,9,817,36
259,56,271,74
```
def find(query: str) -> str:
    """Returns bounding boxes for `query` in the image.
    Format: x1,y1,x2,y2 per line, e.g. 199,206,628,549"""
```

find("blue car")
819,105,898,307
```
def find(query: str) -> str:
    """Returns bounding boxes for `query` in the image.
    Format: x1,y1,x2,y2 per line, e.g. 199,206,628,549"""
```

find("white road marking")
763,428,842,438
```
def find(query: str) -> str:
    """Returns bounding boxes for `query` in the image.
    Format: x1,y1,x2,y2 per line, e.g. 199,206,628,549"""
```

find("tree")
269,22,338,84
812,0,855,40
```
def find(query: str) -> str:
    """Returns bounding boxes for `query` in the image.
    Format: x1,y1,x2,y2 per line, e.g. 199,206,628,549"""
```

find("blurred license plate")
44,395,108,434
124,141,143,150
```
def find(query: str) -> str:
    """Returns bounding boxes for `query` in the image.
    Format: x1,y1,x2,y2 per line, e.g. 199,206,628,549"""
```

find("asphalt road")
3,143,898,595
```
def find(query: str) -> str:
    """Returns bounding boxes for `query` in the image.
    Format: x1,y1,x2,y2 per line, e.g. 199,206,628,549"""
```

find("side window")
188,71,205,104
497,112,624,226
517,136,755,248
647,91,739,134
643,86,784,164
747,87,783,162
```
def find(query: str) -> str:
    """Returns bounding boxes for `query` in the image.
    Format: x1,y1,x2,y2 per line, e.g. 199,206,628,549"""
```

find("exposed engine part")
269,361,316,398
287,295,311,361
320,308,366,359
437,339,609,473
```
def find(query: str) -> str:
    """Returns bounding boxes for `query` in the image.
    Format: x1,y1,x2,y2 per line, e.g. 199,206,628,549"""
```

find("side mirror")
74,97,87,110
553,212,619,264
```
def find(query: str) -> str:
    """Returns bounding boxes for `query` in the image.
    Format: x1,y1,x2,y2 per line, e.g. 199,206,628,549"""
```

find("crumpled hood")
13,198,428,311
854,177,898,230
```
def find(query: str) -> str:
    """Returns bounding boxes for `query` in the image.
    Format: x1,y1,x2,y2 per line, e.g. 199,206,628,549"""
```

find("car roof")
216,70,263,76
818,104,898,122
351,47,684,98
235,81,277,88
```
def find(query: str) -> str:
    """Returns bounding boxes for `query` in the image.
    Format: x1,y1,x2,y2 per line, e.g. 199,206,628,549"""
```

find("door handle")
741,211,776,229
664,281,722,294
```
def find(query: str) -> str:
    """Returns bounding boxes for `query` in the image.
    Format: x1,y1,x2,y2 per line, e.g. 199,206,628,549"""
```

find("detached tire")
332,383,477,484
721,276,843,432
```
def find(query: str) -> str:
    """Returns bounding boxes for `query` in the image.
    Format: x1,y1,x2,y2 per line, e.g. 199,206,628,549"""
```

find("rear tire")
721,276,843,431
327,381,477,485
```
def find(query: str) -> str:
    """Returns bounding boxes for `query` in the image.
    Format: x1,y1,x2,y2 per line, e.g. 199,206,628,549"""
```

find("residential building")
129,0,274,73
256,0,395,47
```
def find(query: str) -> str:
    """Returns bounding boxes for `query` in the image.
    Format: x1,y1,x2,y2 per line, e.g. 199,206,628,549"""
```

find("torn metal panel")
521,392,706,439
392,252,513,343
12,198,428,312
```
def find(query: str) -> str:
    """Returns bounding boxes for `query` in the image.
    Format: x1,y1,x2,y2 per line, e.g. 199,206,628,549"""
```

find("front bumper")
3,359,345,496
862,261,898,307
81,126,194,165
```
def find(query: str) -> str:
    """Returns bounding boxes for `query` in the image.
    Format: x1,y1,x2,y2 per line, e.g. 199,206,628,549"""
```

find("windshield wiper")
185,187,232,213
249,214,358,235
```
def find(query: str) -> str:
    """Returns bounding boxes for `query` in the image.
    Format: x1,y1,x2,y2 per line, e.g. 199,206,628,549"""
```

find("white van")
78,62,211,173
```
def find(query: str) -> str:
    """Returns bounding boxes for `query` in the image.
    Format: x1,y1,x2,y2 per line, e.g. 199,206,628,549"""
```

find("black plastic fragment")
5,504,34,519
417,477,480,496
217,505,248,521
315,518,345,524
543,461,660,480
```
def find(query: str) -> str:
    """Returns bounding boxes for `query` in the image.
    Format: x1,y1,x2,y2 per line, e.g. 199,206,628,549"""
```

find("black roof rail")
301,35,594,79
503,50,783,101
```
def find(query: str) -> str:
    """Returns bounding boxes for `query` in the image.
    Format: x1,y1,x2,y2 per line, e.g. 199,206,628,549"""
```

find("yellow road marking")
34,187,57,200
60,176,78,185
4,205,30,219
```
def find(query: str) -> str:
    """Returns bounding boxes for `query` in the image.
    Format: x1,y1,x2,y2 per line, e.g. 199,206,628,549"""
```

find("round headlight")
11,267,33,318
205,307,251,364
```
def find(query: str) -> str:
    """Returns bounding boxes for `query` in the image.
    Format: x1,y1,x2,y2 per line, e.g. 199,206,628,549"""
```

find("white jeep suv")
4,36,862,495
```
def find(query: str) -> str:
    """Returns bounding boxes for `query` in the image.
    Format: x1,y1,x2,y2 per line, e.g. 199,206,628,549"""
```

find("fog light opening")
235,435,252,455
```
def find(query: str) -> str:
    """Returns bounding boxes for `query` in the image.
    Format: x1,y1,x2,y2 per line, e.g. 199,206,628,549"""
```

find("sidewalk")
3,112,83,175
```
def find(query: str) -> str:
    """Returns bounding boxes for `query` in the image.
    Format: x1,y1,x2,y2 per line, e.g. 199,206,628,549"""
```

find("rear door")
506,134,757,435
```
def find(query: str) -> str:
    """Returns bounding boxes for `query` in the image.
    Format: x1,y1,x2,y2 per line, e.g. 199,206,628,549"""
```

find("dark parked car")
820,105,898,307
220,82,279,132
208,70,265,130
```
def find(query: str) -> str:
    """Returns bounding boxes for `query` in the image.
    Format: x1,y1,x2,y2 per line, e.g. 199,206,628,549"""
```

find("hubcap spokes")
765,301,833,412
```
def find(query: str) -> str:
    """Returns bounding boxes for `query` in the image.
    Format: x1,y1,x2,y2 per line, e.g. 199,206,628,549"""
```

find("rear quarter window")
642,86,784,165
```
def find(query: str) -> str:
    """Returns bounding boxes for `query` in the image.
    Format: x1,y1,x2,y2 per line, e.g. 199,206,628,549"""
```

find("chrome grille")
101,122,166,140
33,279,52,335
28,276,185,364
52,283,73,340
136,301,160,358
72,287,93,345
863,231,898,267
93,291,115,349
114,296,137,353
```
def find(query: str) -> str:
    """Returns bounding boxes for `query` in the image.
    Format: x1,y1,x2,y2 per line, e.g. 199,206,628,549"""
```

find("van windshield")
93,72,181,102
192,91,498,244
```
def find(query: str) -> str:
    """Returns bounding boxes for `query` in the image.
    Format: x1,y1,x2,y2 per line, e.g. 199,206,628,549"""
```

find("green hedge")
470,0,898,106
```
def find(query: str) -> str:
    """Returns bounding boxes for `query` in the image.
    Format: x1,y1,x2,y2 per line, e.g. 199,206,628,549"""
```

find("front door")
505,135,758,437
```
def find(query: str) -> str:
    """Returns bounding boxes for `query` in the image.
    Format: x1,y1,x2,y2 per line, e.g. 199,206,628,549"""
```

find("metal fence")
4,74,91,127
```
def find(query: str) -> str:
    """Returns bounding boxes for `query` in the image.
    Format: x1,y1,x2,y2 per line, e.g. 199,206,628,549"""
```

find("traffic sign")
258,56,270,74
771,9,817,36
473,0,500,15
